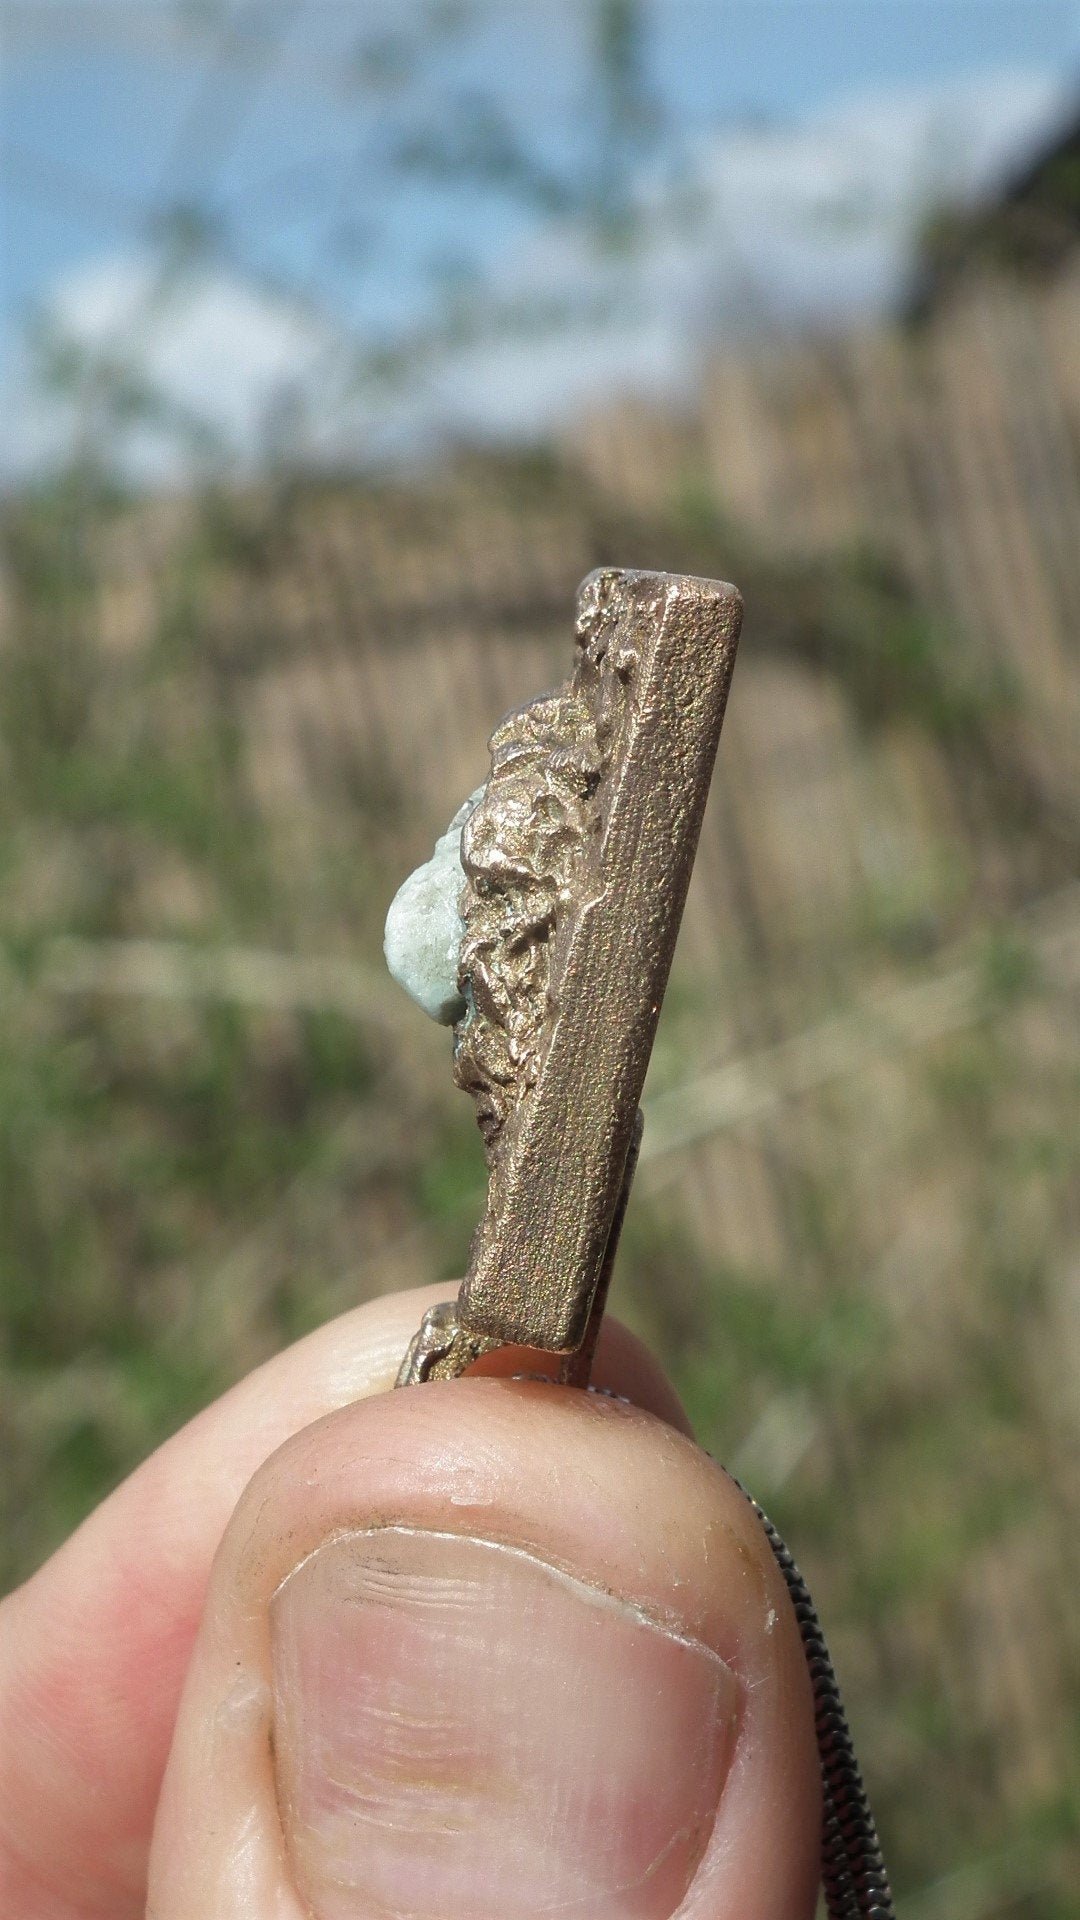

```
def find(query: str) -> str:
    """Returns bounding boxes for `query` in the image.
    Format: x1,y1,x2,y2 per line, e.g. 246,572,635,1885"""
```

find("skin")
0,1284,821,1920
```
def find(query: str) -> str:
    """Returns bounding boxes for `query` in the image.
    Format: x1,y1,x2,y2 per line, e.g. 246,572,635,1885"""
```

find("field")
2,375,1079,1911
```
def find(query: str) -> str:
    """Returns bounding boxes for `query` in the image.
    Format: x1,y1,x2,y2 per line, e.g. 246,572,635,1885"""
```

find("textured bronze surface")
397,566,741,1387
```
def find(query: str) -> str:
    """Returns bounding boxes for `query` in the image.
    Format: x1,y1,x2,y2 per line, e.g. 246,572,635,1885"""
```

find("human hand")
0,1284,820,1919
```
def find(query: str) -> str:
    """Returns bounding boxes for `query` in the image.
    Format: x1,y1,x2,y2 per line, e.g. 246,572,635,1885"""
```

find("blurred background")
3,1,1080,1912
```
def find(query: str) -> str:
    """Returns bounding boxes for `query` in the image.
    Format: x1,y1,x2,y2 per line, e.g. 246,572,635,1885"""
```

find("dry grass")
1,443,1078,1915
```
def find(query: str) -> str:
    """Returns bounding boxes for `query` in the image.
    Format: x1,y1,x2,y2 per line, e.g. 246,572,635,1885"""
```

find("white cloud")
481,68,1072,338
666,68,1074,325
5,257,370,486
421,68,1074,440
7,67,1074,484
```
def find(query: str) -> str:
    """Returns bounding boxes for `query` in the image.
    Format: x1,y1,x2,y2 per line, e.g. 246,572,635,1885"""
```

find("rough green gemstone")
383,788,484,1023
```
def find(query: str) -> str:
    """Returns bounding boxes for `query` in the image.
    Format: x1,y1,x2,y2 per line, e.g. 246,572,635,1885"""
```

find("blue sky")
5,2,1080,479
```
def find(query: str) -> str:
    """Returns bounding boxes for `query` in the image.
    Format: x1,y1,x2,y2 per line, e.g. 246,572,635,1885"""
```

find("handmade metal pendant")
395,566,740,1386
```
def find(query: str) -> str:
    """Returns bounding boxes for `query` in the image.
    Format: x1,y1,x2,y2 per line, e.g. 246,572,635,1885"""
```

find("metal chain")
735,1479,896,1920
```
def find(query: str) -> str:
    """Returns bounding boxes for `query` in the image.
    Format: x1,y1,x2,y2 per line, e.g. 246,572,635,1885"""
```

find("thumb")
148,1367,821,1919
